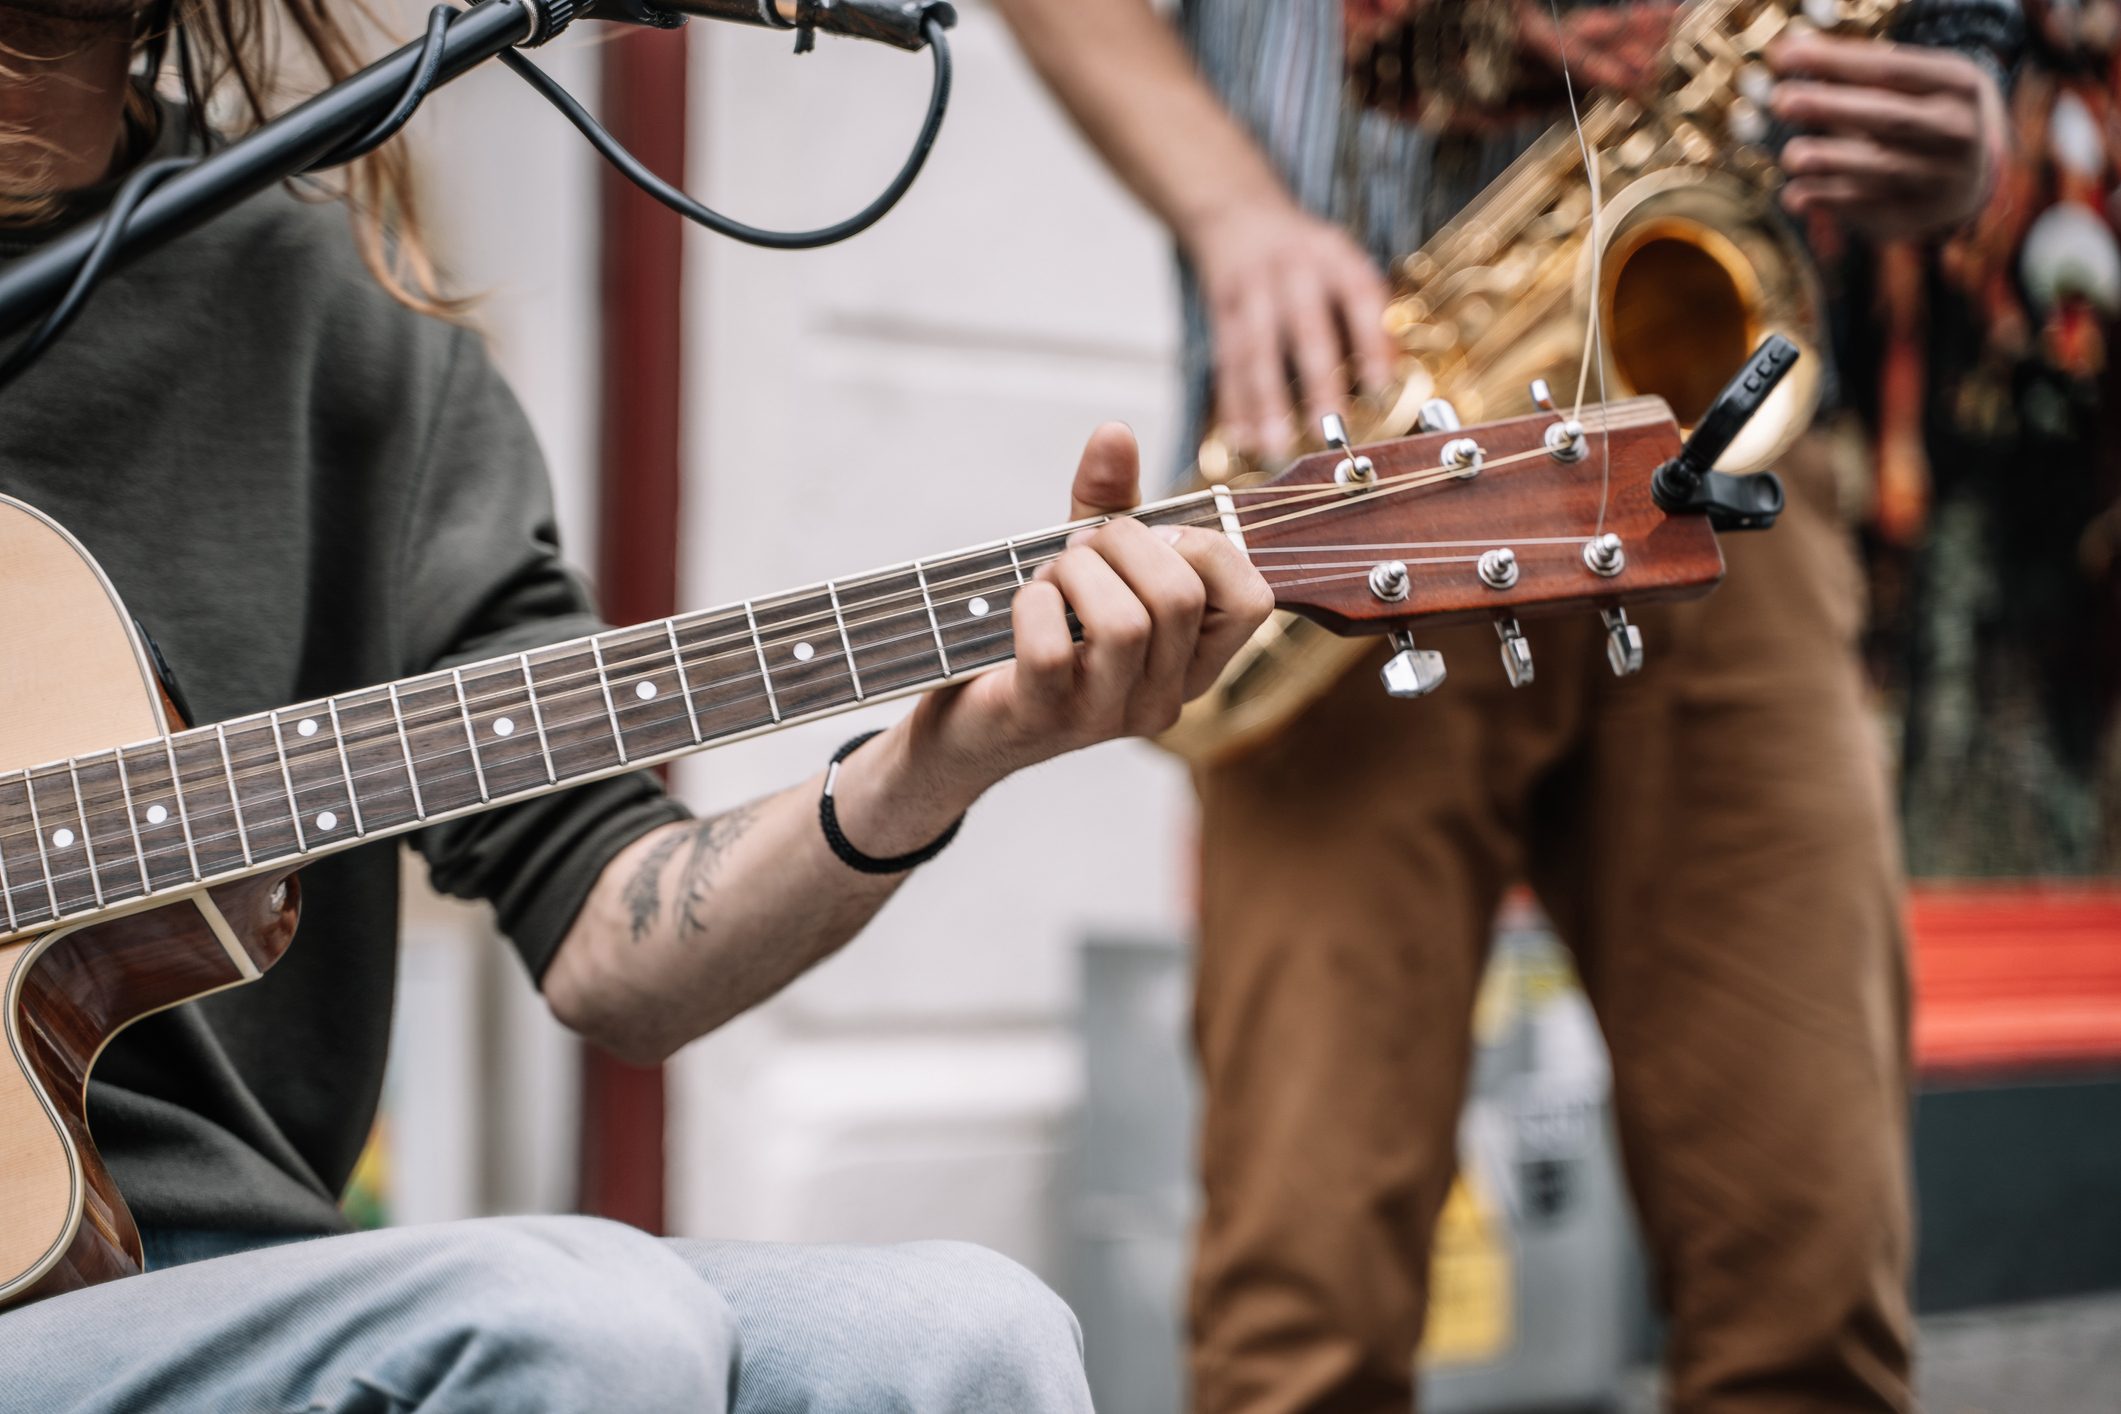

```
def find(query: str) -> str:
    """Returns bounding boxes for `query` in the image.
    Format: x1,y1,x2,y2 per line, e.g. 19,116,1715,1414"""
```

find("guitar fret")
915,561,952,676
72,752,133,906
387,683,426,820
215,724,253,866
745,602,782,723
0,774,47,929
451,669,490,803
589,638,628,764
927,549,1023,673
163,735,201,880
67,760,102,908
327,700,365,834
0,802,16,931
828,585,864,701
23,780,59,916
663,624,702,743
0,503,1322,925
332,690,419,833
268,714,308,853
395,678,482,815
518,654,557,783
0,824,15,932
112,751,151,893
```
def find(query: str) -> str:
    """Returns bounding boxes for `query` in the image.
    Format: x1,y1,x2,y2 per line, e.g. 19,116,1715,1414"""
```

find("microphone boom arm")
604,0,957,51
0,0,540,342
0,0,957,349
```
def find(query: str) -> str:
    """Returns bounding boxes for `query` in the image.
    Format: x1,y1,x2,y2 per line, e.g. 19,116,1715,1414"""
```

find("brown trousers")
1188,434,1914,1414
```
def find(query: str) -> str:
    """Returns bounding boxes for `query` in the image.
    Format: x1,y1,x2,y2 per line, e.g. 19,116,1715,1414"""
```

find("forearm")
994,0,1293,248
542,716,985,1063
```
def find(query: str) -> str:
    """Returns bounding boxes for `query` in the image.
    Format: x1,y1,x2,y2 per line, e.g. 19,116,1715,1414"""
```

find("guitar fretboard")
0,495,1219,938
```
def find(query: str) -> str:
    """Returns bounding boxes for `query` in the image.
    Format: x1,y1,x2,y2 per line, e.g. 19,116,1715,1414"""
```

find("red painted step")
1911,885,2121,1076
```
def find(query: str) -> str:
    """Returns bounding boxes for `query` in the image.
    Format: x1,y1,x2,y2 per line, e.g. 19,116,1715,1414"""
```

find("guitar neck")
0,492,1225,940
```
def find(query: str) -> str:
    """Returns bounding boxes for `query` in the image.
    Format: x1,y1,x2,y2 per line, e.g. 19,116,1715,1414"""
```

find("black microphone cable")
498,11,951,251
0,0,953,388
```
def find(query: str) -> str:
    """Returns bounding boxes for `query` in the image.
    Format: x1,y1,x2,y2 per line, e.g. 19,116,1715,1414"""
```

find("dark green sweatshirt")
0,112,689,1237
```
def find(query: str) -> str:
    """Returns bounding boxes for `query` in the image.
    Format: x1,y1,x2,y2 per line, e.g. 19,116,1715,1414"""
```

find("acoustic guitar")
0,394,1725,1307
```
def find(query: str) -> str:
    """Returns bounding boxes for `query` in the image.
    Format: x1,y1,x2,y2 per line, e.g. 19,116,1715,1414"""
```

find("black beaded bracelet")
819,730,964,875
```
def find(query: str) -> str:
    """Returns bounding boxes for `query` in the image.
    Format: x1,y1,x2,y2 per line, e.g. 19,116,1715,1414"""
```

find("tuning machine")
1321,413,1375,489
1602,609,1644,677
1529,379,1586,462
1381,629,1446,699
1495,619,1534,688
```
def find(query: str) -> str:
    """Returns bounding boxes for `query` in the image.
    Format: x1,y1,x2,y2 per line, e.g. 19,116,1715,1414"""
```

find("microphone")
585,0,956,51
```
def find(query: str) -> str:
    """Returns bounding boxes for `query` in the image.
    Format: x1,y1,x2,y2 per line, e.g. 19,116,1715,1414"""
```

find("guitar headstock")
1234,393,1721,631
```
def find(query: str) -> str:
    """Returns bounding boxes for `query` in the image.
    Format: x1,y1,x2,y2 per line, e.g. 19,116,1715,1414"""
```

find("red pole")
580,24,689,1234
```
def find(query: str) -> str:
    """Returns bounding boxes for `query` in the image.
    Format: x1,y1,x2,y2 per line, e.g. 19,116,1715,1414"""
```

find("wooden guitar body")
0,496,299,1307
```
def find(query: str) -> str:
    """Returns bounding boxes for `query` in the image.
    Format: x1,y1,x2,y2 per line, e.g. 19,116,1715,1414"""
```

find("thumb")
1069,422,1143,521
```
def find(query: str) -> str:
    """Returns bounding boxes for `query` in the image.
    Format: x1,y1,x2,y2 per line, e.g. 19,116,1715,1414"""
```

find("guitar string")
0,466,1533,897
1,622,1039,908
1547,0,1616,537
0,450,1567,899
9,437,1529,829
0,430,1621,904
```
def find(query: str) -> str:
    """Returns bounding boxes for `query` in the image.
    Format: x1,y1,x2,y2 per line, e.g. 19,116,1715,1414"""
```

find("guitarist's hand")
903,421,1273,788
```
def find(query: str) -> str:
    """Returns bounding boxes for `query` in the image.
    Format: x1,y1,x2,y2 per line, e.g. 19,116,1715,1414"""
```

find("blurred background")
352,2,2119,1409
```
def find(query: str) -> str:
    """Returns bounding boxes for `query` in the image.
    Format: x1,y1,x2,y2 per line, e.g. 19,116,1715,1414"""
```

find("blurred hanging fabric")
1853,0,2121,876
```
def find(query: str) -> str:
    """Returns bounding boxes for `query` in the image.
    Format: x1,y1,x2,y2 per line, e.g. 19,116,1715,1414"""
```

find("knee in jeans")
435,1218,734,1409
905,1241,1084,1384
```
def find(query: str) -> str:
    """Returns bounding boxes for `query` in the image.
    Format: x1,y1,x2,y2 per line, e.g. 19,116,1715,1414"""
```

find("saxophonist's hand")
1768,31,2007,240
1183,198,1397,458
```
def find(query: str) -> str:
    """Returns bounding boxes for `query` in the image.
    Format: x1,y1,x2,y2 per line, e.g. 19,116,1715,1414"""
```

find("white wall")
666,4,1191,1279
386,40,608,1220
387,2,1190,1273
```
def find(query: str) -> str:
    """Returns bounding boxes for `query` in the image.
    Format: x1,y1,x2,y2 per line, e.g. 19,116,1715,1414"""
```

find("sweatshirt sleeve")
394,328,691,981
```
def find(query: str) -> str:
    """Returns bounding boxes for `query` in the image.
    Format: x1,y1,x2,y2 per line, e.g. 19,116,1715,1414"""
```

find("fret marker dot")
968,597,990,618
493,716,516,737
50,828,73,849
635,680,657,701
793,642,816,662
316,811,338,832
144,804,167,826
296,718,319,737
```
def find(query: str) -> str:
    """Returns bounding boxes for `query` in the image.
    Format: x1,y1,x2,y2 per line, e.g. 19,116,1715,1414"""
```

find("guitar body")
0,496,300,1308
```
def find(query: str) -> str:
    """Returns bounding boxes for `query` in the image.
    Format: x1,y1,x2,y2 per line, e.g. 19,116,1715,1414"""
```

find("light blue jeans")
0,1217,1094,1412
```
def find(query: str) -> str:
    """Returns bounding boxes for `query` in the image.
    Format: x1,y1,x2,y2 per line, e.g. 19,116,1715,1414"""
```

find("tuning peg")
1529,379,1557,413
1601,608,1644,677
1415,399,1462,433
1495,619,1534,687
1322,412,1375,487
1381,629,1447,699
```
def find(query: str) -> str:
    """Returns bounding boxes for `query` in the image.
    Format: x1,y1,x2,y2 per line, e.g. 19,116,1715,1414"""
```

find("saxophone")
1160,0,1899,766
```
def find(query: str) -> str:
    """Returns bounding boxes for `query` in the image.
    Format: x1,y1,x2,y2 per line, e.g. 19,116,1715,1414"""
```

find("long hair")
6,0,457,314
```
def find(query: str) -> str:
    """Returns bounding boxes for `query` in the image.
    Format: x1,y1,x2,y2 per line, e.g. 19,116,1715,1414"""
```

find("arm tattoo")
624,830,685,944
676,803,762,939
623,804,764,945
